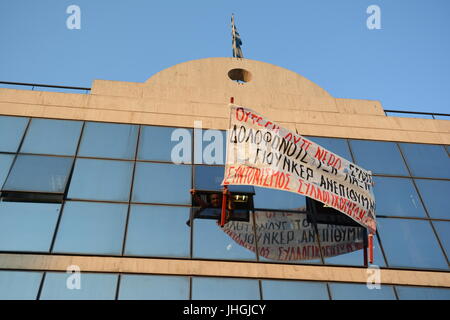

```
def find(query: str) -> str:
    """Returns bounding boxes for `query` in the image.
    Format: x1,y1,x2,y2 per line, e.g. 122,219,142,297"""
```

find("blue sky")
1,0,449,114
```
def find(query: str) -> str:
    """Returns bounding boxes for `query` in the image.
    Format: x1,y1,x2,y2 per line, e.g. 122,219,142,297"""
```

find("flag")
231,14,244,58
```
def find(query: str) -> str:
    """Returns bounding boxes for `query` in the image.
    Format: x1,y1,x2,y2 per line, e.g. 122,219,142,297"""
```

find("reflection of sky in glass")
118,274,189,300
0,116,28,153
349,140,408,176
20,118,82,156
40,273,118,300
3,155,73,193
396,286,450,300
262,280,329,300
192,277,259,300
373,177,426,217
0,271,43,300
193,219,256,261
125,205,190,258
329,283,396,300
377,218,448,270
0,202,60,252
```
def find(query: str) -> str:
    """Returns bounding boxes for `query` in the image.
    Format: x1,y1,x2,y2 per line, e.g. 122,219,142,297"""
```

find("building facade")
0,58,449,300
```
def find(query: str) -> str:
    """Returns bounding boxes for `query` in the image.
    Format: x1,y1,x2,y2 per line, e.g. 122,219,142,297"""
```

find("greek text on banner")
221,105,376,233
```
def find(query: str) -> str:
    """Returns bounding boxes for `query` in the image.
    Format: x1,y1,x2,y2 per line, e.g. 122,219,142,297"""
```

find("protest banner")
223,211,364,261
222,105,376,233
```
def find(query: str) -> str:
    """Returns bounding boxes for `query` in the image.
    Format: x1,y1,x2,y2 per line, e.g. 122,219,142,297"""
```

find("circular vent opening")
228,68,252,83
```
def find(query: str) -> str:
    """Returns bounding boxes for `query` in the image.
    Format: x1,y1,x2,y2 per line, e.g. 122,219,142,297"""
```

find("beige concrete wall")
0,58,448,145
0,253,449,288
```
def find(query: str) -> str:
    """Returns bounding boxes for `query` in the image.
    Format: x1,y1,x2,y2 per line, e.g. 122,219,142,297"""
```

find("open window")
0,155,74,203
190,187,255,223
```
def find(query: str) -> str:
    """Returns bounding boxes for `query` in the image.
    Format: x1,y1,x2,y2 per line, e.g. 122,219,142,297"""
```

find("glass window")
399,143,450,179
192,277,260,300
415,179,450,219
20,118,82,156
0,116,28,152
78,122,138,159
2,155,73,193
349,140,409,176
194,129,226,165
0,202,60,252
124,205,190,258
118,274,189,300
68,159,133,202
194,165,253,194
193,218,257,261
396,286,450,300
323,232,386,267
253,187,306,211
254,211,322,264
40,272,118,300
261,280,329,300
52,201,127,255
138,125,192,163
306,136,353,162
377,218,448,270
132,162,191,205
0,271,43,300
373,177,426,217
194,165,225,191
432,221,450,261
0,153,14,188
329,283,396,300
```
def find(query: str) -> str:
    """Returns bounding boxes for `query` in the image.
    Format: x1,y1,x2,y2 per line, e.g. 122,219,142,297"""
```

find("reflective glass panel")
68,159,133,201
193,217,257,261
253,187,306,210
138,125,192,163
0,153,14,188
373,177,426,217
306,136,353,162
323,232,386,267
0,116,28,152
40,272,118,300
349,140,409,176
194,165,225,191
414,179,450,219
254,211,322,264
0,202,60,252
132,162,191,204
399,143,450,179
20,118,82,156
0,271,43,300
78,122,138,159
396,286,450,300
194,129,226,165
194,165,253,193
377,218,448,270
329,283,396,300
192,277,260,300
432,221,450,260
124,205,190,258
261,280,329,300
2,155,73,193
53,201,127,255
118,274,189,300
